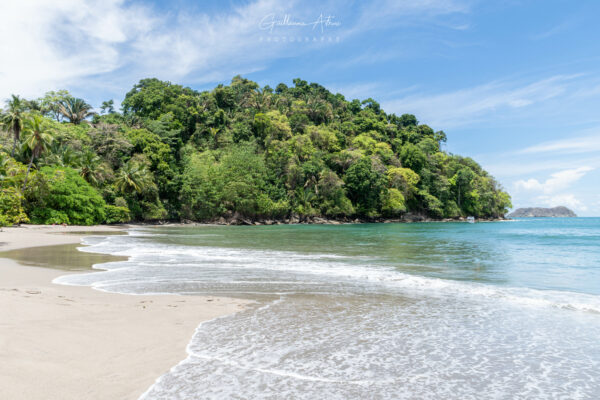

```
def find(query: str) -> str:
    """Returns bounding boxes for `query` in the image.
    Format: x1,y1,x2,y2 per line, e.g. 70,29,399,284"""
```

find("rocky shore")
173,213,508,226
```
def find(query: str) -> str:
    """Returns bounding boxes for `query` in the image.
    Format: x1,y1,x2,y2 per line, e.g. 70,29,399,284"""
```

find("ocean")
56,218,600,399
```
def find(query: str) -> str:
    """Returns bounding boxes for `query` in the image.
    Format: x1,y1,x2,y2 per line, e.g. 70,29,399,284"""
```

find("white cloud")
0,0,154,98
0,0,471,103
531,19,576,41
355,0,469,24
482,157,598,178
514,166,593,194
383,74,580,128
518,134,600,155
0,0,333,99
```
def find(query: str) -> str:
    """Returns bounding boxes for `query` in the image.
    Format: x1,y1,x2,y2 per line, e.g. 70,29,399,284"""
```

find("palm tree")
242,88,272,112
21,114,53,191
42,142,81,167
306,97,333,125
114,161,153,194
78,150,105,186
100,99,114,114
1,95,26,157
295,186,316,210
58,97,95,124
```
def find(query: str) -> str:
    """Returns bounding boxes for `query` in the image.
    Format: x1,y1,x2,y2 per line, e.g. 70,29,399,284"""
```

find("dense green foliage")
26,167,106,225
0,77,511,226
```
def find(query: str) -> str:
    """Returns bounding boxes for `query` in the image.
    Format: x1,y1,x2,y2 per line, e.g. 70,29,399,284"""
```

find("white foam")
58,232,600,315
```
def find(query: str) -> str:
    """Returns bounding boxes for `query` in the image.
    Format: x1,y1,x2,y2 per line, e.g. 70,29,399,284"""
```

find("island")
507,206,577,218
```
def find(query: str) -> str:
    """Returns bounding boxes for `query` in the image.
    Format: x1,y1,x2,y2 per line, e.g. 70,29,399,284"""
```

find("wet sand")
0,225,248,400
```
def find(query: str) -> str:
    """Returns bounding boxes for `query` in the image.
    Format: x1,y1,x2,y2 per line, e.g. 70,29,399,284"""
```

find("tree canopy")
0,77,511,226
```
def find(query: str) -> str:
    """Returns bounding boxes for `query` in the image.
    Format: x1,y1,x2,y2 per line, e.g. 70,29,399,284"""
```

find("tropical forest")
0,77,511,226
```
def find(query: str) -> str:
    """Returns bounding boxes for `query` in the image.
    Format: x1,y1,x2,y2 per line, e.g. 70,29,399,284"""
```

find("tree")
398,114,418,128
382,188,406,216
58,97,95,124
450,167,475,210
78,150,106,186
399,143,426,172
114,161,153,195
39,90,72,121
100,99,115,114
89,123,133,169
41,142,80,168
1,95,26,157
361,98,381,114
387,167,419,197
344,157,385,216
22,114,53,191
121,78,200,138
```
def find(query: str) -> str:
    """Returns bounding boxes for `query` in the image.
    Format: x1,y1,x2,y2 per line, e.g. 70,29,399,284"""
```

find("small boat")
467,216,475,223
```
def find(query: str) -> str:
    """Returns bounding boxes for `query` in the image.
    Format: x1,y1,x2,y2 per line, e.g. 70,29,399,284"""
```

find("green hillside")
0,77,511,226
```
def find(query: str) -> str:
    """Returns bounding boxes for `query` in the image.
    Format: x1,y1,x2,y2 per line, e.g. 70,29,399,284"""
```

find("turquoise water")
57,218,600,399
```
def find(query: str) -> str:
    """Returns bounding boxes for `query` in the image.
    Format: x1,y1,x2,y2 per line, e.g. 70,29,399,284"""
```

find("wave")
55,231,600,315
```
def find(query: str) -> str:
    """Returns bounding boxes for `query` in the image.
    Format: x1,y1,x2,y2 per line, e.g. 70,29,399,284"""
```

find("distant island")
508,206,577,218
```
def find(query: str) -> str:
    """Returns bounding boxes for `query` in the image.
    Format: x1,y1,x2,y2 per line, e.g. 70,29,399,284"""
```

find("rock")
507,206,576,218
217,217,226,225
264,220,274,225
403,213,426,222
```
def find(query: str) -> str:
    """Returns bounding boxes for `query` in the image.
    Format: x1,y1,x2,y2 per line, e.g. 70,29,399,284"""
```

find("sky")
1,0,599,215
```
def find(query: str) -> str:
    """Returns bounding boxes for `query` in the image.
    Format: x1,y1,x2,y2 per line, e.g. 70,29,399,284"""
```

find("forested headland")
0,77,511,226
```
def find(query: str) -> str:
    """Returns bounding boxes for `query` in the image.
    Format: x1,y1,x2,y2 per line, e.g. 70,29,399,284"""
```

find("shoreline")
0,225,248,400
126,214,509,227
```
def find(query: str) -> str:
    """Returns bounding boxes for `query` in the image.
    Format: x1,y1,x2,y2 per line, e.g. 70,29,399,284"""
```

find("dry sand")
0,225,247,400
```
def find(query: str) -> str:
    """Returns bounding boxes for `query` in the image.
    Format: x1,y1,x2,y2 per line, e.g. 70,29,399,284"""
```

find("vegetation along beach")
0,77,511,227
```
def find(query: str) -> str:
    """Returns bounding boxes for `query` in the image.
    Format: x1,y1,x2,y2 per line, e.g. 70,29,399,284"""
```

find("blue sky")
1,0,599,215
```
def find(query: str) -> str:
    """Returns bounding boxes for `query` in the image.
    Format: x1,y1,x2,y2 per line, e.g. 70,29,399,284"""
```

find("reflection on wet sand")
0,243,127,271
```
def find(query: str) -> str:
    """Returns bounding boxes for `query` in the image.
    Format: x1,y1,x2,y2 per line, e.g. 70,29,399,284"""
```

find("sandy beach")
0,225,247,400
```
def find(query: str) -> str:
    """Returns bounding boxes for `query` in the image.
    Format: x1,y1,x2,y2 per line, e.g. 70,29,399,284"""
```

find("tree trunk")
11,135,17,158
22,151,35,193
10,125,20,158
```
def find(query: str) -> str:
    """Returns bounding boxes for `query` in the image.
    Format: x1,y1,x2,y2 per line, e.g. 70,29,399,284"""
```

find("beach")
0,225,247,400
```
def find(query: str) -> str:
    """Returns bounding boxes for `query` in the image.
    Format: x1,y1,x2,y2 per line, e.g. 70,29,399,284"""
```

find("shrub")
105,204,131,224
26,167,107,225
382,188,406,216
0,187,29,226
